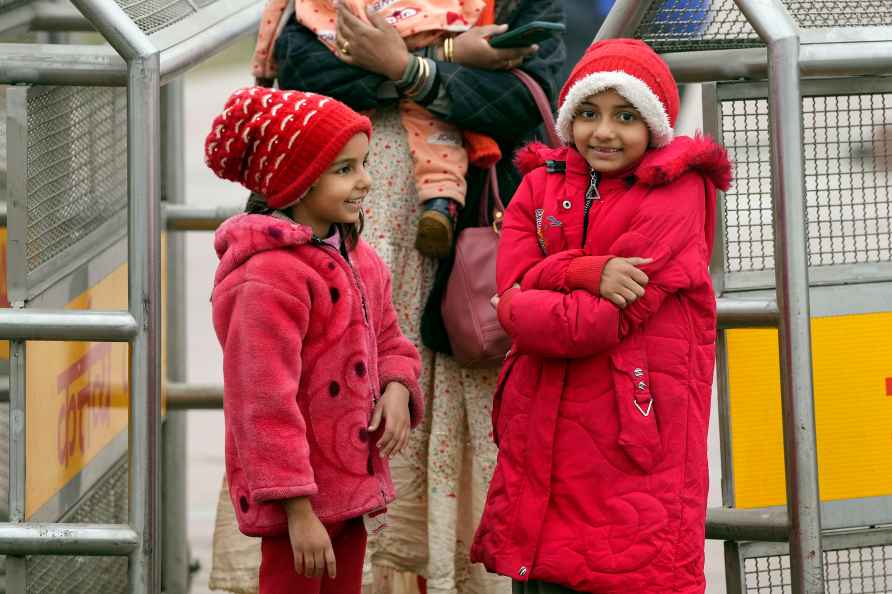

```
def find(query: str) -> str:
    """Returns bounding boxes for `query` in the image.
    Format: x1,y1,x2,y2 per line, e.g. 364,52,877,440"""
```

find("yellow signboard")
726,312,892,508
26,265,131,518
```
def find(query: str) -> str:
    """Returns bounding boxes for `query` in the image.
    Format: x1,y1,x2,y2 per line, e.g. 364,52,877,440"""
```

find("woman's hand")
284,497,336,579
335,3,411,80
600,257,652,308
369,382,411,458
453,25,539,70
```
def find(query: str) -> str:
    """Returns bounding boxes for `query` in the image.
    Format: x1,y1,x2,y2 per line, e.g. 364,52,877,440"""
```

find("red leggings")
259,517,367,594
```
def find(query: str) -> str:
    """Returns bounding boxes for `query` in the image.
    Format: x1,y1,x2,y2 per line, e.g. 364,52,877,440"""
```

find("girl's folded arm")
500,173,711,356
218,280,317,502
498,286,621,358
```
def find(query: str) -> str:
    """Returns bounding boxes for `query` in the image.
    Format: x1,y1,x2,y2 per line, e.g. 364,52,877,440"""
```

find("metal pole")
595,0,652,41
164,204,241,230
0,44,126,86
126,52,163,594
66,0,163,588
734,2,824,592
0,310,138,341
716,298,779,328
158,2,262,84
705,507,790,542
0,523,139,555
166,383,224,409
6,339,27,592
162,77,190,594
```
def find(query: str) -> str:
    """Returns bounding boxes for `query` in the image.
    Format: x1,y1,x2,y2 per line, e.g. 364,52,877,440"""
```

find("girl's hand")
600,257,653,308
335,3,411,80
284,497,336,579
490,283,520,308
453,25,539,70
369,382,411,458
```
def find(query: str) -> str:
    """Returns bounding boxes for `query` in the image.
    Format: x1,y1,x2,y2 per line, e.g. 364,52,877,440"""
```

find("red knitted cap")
556,39,679,147
204,87,372,209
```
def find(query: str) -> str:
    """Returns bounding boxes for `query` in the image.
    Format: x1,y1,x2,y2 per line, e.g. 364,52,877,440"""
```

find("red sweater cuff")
496,287,519,334
565,255,614,295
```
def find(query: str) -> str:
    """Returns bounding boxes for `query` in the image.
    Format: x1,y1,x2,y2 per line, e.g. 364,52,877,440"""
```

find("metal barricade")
600,1,892,593
0,0,262,591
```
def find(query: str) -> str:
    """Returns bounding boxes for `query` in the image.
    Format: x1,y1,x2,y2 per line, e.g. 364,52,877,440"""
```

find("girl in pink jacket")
471,40,732,593
205,87,424,594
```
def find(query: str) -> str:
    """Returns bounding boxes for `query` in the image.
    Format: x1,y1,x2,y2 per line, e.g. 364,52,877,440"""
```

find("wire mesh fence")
634,0,762,53
113,0,198,35
26,457,129,594
743,545,892,593
23,86,127,275
718,89,892,276
634,0,892,55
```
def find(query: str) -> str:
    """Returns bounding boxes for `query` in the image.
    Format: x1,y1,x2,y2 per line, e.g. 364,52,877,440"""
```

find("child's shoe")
415,197,459,258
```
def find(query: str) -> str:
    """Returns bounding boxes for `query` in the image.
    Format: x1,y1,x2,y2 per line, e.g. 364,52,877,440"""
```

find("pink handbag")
441,70,560,368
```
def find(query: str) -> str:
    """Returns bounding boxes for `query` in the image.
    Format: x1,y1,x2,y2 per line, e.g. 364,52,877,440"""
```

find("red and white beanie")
556,39,679,148
204,87,372,209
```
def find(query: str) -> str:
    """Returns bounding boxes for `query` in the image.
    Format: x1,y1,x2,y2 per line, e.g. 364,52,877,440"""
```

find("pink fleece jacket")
211,214,423,537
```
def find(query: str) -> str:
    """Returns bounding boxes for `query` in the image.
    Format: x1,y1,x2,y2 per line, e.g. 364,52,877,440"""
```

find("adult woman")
209,2,565,593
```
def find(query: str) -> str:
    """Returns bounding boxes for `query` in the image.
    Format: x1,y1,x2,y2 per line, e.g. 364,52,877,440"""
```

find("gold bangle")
444,36,454,63
406,57,429,97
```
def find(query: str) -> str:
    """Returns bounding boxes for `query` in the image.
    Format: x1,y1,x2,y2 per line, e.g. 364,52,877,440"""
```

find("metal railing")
0,0,262,591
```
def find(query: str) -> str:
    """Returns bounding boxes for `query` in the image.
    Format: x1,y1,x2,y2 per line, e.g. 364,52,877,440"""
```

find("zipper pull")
585,170,600,203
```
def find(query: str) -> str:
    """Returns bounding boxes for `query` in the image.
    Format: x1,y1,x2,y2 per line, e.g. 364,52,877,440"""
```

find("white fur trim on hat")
556,71,673,148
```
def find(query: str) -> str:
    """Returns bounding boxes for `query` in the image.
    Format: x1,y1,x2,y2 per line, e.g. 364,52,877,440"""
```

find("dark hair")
244,192,363,250
335,213,363,251
245,192,273,215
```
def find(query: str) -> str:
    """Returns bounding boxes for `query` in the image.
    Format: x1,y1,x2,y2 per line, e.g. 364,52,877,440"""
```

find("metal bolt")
637,381,647,391
518,566,528,576
633,368,644,377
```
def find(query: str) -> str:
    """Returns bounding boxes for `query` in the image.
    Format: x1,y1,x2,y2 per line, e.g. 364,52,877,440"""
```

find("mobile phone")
488,21,566,49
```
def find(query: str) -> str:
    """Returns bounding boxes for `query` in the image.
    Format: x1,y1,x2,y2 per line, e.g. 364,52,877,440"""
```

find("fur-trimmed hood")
514,135,732,191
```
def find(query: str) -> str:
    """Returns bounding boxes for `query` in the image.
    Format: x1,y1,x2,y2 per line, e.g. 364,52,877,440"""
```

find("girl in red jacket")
205,87,424,594
471,40,732,593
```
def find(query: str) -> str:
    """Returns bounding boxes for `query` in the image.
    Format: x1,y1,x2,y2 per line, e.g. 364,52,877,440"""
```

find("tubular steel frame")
0,0,260,592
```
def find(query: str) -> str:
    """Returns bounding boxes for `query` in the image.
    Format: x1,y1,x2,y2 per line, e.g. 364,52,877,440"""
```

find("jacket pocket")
609,348,663,472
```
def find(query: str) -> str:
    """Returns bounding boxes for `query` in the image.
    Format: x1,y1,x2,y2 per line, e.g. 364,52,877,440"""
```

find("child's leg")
400,101,468,206
512,580,585,593
400,101,468,257
259,518,367,594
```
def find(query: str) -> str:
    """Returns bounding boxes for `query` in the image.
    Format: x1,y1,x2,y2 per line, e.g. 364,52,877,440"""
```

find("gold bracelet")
443,36,454,63
405,57,429,97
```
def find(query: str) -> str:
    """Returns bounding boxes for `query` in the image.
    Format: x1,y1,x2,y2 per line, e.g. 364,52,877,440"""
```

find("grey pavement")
181,40,727,594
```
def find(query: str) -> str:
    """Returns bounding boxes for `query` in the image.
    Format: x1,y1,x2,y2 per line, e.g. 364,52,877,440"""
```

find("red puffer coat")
470,136,731,593
212,214,423,537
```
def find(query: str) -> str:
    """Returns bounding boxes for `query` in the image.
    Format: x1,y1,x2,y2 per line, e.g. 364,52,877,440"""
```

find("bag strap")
511,69,560,148
480,70,559,228
480,166,504,228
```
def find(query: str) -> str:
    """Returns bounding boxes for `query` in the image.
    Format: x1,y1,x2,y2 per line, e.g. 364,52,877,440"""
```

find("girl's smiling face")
571,89,649,174
291,133,371,237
